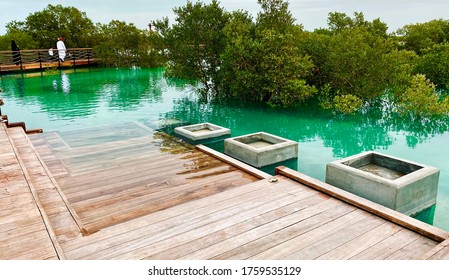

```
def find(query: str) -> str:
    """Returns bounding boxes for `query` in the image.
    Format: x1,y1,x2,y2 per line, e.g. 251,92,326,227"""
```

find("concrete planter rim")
330,151,440,187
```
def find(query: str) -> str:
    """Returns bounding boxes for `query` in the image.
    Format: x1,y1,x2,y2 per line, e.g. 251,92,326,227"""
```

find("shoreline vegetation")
1,0,448,117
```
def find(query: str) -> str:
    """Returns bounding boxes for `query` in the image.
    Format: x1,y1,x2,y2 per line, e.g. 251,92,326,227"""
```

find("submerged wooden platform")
1,121,449,259
29,122,263,234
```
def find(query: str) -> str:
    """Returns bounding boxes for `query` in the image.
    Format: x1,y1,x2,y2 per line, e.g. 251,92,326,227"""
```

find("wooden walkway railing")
0,48,96,73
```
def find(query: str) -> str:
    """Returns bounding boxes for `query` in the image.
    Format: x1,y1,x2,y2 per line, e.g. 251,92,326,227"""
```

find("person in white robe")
57,38,67,62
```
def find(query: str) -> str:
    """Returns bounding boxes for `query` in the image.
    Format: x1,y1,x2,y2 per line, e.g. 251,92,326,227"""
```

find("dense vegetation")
1,1,448,117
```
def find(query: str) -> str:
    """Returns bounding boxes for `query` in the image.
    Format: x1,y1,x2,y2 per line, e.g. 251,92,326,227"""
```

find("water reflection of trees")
167,98,449,158
102,68,165,109
1,68,170,120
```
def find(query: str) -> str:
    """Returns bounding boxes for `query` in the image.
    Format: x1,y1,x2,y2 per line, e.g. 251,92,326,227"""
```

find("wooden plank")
185,198,353,260
110,183,317,259
422,239,449,260
77,171,257,233
350,228,420,260
1,236,57,260
284,215,386,259
247,209,366,259
149,192,328,260
4,127,64,259
276,166,449,242
32,128,264,234
11,128,86,237
60,177,274,251
61,152,225,196
316,222,401,260
63,178,299,259
386,236,437,260
23,122,446,260
196,144,271,179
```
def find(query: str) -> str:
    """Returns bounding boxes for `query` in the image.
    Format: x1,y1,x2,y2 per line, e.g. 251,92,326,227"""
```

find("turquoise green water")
1,68,448,231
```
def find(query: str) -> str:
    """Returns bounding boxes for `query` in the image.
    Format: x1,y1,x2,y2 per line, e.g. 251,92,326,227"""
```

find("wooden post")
38,51,42,70
19,52,23,70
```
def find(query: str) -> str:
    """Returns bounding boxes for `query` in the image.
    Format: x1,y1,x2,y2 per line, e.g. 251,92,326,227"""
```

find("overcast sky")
1,0,448,35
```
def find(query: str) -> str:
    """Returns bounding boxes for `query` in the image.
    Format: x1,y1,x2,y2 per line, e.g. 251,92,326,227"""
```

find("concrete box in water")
224,132,298,168
174,122,230,142
325,151,439,216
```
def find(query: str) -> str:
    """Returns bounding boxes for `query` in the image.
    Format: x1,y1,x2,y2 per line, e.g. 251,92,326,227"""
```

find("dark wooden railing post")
19,52,23,70
38,51,42,70
72,50,76,67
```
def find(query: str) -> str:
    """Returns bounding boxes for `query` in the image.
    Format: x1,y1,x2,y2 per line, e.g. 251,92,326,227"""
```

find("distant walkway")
0,48,96,73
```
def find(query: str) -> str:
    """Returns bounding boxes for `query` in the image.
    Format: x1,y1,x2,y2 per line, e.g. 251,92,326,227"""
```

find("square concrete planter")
174,122,230,143
325,151,439,216
224,132,298,168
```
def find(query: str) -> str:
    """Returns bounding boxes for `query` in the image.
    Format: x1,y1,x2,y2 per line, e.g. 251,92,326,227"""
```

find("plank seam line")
23,130,89,236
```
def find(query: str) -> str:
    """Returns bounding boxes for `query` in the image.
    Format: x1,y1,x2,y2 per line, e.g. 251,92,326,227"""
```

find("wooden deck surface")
0,124,59,259
0,59,95,73
0,59,97,72
41,173,445,260
29,122,262,234
2,121,449,260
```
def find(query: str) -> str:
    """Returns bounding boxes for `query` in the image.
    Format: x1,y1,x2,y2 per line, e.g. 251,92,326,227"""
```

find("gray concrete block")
174,122,230,142
325,151,439,216
224,132,298,168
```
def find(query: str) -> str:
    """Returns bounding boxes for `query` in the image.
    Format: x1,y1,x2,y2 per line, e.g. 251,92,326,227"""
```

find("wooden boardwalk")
28,122,264,234
1,121,449,259
0,48,96,73
0,59,95,73
0,123,60,259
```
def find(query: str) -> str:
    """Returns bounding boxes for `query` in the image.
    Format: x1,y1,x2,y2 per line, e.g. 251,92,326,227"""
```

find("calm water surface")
1,68,448,231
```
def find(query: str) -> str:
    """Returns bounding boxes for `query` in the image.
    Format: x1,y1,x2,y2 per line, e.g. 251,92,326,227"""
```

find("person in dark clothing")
11,40,21,65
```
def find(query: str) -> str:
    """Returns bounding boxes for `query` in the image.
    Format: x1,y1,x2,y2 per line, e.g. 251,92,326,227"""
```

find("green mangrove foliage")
397,74,449,117
153,0,229,100
152,0,449,116
397,19,449,55
1,0,448,116
414,43,449,89
93,20,163,67
0,4,163,68
3,5,96,49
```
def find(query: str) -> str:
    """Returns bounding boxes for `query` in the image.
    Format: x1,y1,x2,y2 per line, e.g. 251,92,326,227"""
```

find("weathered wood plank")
60,177,274,251
422,239,449,260
247,209,366,259
185,198,354,260
149,192,328,260
0,124,59,260
196,144,271,179
350,228,420,260
5,127,66,258
276,166,449,242
386,236,437,260
110,184,315,259
316,222,401,260
284,214,386,259
63,178,297,259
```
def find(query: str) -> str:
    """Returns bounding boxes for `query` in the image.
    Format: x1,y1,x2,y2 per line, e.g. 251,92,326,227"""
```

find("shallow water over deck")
1,67,448,231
